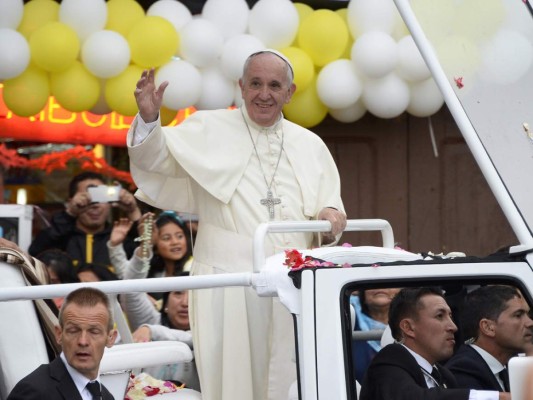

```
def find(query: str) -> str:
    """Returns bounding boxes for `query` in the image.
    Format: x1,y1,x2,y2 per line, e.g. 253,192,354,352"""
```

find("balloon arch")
0,0,450,133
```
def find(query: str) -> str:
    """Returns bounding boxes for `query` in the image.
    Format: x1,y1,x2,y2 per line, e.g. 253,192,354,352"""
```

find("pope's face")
239,53,296,127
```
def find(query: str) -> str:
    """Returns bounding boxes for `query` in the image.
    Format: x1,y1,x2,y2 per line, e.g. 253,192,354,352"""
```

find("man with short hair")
446,285,533,392
128,50,346,400
360,287,510,400
29,171,141,275
8,287,117,399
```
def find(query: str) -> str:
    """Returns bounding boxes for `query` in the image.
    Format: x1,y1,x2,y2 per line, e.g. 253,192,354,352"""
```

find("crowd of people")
4,48,347,400
2,170,198,398
3,43,533,400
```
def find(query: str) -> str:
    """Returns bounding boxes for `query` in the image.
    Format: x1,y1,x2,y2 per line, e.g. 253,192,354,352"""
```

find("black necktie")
499,367,510,392
86,381,102,400
431,365,444,387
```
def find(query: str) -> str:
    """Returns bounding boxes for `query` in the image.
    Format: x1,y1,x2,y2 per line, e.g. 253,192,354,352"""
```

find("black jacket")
7,357,114,400
29,211,138,272
446,344,505,391
360,344,471,400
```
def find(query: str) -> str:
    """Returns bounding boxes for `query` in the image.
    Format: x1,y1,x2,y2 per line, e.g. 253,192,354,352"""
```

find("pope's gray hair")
241,49,294,86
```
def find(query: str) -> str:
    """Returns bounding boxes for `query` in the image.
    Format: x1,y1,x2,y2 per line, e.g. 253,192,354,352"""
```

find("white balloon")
0,0,23,29
202,0,249,40
59,0,107,41
396,35,431,82
82,30,130,79
147,0,192,34
248,0,299,49
234,82,244,107
407,78,444,117
0,28,30,80
195,66,235,110
329,99,367,123
316,60,363,109
219,34,265,81
180,19,224,68
347,0,397,38
156,59,202,110
479,29,533,85
362,73,410,119
352,31,398,79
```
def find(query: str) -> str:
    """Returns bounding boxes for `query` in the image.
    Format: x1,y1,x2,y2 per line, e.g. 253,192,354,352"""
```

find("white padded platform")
0,263,49,399
509,355,533,400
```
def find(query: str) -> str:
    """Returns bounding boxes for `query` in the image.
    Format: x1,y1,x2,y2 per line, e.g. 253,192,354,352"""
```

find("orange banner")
0,85,193,147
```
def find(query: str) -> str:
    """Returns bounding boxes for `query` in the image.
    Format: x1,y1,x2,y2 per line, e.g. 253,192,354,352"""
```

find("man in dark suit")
7,287,117,400
359,287,510,400
446,285,533,392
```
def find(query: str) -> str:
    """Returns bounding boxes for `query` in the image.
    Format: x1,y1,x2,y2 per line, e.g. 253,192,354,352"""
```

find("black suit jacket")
7,357,114,400
446,344,504,391
359,343,471,400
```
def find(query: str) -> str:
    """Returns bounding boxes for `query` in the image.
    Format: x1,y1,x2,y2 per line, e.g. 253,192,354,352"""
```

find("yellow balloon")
51,61,100,112
3,64,50,117
297,10,349,67
411,0,455,43
335,8,354,55
160,106,177,126
294,3,313,22
291,3,313,46
453,0,504,42
105,65,144,116
283,77,328,128
30,22,80,73
18,0,59,39
106,0,145,37
128,16,179,68
335,8,348,23
280,47,315,92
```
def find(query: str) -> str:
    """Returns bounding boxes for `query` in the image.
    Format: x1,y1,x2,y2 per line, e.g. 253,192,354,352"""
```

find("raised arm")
134,68,169,123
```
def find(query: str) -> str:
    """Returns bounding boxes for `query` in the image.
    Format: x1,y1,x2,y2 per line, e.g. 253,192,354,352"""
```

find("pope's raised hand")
134,68,169,123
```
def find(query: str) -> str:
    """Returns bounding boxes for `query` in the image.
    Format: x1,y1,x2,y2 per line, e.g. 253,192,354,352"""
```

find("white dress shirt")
60,352,102,400
401,345,499,400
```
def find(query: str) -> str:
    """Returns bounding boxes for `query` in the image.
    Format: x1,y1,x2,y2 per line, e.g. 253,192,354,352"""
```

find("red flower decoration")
284,249,343,271
454,76,464,89
143,387,161,396
284,249,305,269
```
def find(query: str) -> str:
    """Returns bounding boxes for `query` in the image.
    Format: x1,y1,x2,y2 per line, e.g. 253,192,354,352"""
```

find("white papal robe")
127,107,344,400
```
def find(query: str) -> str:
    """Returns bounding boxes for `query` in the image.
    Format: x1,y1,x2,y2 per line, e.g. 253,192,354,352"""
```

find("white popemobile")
2,0,533,399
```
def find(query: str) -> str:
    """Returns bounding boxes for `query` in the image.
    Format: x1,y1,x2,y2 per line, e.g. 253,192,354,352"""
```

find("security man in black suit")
360,287,510,400
7,287,117,400
447,285,533,392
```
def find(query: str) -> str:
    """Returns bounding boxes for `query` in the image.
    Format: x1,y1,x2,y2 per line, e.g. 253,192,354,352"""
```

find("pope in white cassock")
127,50,346,400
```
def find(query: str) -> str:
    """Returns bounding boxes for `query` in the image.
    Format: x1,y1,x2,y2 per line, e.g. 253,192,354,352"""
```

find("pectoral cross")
260,189,281,220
